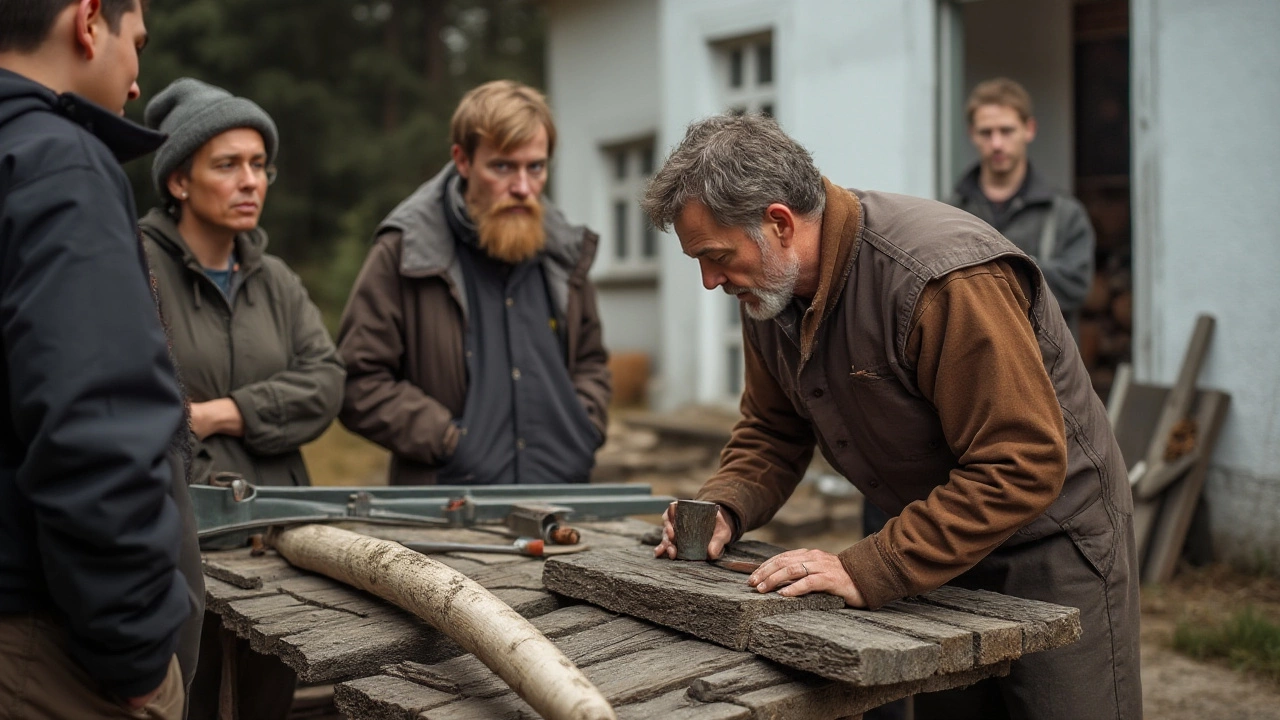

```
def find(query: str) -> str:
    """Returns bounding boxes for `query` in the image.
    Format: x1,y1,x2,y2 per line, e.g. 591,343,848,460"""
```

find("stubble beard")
473,197,547,264
730,238,800,322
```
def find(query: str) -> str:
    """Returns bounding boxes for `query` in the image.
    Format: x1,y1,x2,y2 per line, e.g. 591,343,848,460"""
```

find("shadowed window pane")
614,150,627,180
760,103,774,118
730,47,744,88
614,201,628,259
642,222,657,259
640,145,654,176
757,43,773,85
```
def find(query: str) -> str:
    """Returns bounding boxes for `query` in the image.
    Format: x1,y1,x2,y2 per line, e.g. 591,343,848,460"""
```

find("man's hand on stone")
653,501,734,560
748,548,867,608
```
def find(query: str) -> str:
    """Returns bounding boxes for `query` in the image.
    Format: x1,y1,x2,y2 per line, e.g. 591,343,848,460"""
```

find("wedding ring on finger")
801,562,809,577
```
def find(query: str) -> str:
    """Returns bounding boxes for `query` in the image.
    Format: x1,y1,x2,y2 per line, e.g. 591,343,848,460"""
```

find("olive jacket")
139,209,344,487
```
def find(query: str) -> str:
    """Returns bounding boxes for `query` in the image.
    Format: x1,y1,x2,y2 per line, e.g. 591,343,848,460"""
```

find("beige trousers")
0,614,183,720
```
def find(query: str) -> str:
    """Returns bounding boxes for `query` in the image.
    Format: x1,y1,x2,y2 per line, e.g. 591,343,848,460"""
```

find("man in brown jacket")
643,115,1140,719
338,81,610,486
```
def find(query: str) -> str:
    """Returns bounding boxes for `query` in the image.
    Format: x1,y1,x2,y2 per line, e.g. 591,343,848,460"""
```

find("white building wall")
959,0,1074,193
546,0,661,360
1133,0,1280,567
655,0,937,409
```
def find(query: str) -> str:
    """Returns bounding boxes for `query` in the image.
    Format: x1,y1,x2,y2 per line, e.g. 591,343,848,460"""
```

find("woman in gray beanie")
138,78,344,720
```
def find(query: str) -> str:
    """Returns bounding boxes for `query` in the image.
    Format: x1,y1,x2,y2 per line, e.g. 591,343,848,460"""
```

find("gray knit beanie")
144,77,279,204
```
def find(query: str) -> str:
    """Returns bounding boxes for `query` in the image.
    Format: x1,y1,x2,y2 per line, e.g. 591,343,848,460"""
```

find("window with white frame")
600,138,658,277
715,31,774,398
717,33,775,118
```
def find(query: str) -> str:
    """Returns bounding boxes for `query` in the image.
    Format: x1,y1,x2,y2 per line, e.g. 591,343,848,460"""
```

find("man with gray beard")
338,81,611,486
644,114,1140,720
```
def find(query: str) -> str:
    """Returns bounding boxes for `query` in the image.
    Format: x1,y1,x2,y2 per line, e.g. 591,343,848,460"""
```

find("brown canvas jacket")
337,165,611,485
697,181,1130,609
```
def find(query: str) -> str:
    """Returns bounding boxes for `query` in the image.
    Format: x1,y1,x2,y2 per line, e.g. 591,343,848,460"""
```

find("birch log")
272,524,616,720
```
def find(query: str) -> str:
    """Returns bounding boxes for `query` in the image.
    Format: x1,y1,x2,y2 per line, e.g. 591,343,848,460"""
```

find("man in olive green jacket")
644,115,1139,720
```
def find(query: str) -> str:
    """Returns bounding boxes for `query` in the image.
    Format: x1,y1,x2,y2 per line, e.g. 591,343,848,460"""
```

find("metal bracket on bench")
192,481,674,550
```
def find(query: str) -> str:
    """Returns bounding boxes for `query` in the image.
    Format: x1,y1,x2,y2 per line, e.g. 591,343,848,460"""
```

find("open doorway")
939,0,1133,397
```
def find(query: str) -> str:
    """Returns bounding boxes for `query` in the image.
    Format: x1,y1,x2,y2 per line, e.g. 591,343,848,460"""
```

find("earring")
180,191,188,199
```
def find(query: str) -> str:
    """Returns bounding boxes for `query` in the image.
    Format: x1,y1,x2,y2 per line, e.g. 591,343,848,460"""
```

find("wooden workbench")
202,519,1079,719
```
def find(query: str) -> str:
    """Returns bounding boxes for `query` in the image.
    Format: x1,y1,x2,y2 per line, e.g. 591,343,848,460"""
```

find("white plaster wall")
1132,0,1280,567
959,0,1074,192
596,289,660,355
546,0,662,360
655,0,937,409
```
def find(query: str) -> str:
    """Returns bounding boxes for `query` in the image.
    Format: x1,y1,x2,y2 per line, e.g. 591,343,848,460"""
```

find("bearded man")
644,114,1140,720
338,80,610,485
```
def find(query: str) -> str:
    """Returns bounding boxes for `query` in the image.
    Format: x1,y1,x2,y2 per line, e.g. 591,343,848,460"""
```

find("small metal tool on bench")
191,478,674,550
400,537,589,558
505,504,581,545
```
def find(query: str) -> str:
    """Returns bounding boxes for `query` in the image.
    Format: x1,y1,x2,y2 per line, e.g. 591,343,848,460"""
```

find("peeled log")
272,524,615,720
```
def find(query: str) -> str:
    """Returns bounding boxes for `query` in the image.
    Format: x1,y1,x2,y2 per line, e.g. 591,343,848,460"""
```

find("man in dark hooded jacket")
0,1,192,716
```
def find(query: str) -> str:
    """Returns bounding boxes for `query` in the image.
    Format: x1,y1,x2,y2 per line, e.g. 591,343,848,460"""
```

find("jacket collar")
138,207,268,275
378,163,594,278
953,161,1056,206
0,68,165,162
797,178,863,362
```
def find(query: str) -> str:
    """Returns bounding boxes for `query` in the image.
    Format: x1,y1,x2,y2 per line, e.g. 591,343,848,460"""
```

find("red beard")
473,197,546,264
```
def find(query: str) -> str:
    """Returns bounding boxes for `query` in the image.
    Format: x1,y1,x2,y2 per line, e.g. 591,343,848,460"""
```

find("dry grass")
300,422,389,487
1143,564,1280,687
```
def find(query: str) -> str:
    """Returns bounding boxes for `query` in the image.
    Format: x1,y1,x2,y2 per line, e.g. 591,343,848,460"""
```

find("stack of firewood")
1079,263,1132,397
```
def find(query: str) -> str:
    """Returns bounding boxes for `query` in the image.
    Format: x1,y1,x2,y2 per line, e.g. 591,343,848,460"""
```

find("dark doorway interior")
1073,0,1132,397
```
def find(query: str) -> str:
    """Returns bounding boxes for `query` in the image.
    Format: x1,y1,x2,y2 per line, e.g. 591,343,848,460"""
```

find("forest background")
125,0,546,331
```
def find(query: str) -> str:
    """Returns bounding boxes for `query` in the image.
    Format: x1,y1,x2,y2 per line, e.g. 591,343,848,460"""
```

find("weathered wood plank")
203,548,309,589
529,603,618,638
543,546,843,649
687,660,804,702
719,540,791,564
919,587,1081,654
268,611,451,683
1143,389,1230,585
732,660,1012,720
747,611,940,685
205,552,565,684
614,688,751,720
585,639,751,705
557,617,684,669
333,675,458,720
435,617,685,699
417,694,534,720
891,599,1022,666
838,605,980,673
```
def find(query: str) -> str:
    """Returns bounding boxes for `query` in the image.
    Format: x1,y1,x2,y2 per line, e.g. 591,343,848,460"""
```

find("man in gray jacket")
949,78,1095,335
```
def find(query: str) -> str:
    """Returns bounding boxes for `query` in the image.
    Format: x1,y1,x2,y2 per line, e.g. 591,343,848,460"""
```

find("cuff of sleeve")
695,490,748,544
229,386,283,453
838,535,910,610
441,422,461,460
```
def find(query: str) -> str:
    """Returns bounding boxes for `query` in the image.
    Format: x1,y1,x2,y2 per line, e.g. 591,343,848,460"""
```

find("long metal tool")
191,479,674,550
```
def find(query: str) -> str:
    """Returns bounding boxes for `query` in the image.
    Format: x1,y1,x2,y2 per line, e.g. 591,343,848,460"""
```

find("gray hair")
641,114,825,240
